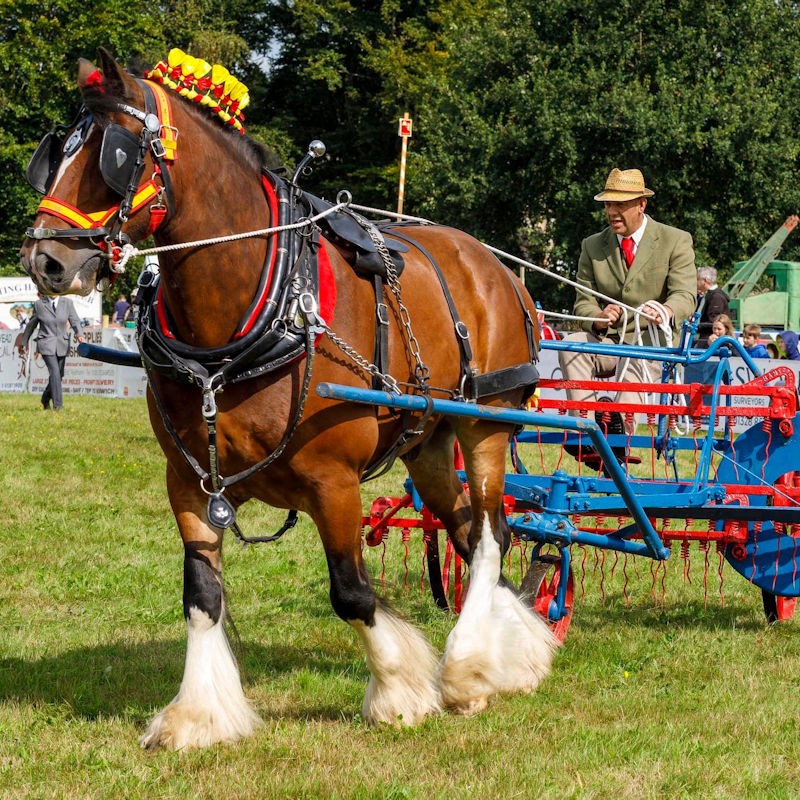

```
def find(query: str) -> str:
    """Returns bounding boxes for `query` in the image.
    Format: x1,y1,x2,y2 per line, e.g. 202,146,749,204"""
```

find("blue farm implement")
320,333,800,641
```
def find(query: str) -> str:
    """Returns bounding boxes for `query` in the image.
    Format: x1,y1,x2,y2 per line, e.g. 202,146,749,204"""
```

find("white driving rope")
348,203,664,331
113,193,666,342
112,200,350,274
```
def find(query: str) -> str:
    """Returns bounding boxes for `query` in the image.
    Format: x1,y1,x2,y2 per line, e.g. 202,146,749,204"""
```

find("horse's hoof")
356,606,442,728
139,700,262,751
451,695,488,716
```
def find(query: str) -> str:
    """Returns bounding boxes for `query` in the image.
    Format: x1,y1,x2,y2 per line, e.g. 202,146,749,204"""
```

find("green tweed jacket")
573,217,697,344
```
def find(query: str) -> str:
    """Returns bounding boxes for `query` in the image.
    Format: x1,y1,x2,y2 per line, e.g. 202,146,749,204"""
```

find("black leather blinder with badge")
99,124,141,197
26,113,94,195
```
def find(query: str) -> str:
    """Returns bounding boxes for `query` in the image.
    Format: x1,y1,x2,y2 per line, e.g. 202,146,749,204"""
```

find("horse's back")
384,224,536,372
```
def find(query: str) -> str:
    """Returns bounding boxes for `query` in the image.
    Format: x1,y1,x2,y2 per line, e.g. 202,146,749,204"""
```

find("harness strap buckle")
377,302,389,326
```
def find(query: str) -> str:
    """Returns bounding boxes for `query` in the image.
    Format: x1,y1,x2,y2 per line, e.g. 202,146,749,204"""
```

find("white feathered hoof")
438,517,556,713
139,607,263,750
353,606,442,726
139,695,262,751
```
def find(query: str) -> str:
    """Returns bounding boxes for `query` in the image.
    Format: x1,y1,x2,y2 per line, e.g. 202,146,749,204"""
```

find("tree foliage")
3,0,800,315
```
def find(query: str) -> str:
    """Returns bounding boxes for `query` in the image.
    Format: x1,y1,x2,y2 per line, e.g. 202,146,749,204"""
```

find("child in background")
776,331,800,361
767,342,780,359
741,323,769,358
706,314,735,345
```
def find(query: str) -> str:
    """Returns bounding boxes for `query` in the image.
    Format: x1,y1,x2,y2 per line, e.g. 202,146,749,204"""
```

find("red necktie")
621,237,635,267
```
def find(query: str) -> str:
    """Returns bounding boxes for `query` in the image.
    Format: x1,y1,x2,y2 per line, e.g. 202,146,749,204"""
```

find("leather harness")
28,79,540,542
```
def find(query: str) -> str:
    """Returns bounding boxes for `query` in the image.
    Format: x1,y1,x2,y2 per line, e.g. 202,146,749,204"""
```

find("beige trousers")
557,330,660,417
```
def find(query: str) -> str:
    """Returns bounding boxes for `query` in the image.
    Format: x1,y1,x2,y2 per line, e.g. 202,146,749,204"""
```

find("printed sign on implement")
398,117,412,138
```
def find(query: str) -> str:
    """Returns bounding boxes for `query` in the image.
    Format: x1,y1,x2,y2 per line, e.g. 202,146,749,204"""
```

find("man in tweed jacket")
558,168,697,454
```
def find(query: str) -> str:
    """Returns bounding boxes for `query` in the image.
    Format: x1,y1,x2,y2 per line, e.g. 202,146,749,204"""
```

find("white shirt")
616,214,648,256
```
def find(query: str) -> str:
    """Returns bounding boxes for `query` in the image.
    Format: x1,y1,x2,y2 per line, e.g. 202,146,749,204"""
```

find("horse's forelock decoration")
19,48,555,752
145,48,249,134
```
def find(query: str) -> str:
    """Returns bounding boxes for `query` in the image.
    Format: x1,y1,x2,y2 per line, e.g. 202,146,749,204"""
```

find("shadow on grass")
0,637,363,724
572,596,771,633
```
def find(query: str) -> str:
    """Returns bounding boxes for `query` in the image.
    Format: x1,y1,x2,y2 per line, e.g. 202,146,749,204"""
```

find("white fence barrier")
0,326,147,399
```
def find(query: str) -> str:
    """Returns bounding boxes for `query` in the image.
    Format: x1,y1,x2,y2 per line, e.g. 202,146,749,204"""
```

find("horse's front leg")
312,478,441,726
140,466,261,750
439,424,556,715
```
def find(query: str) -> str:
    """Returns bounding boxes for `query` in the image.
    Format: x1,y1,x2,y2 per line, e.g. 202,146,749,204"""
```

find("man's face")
604,198,646,237
697,276,708,295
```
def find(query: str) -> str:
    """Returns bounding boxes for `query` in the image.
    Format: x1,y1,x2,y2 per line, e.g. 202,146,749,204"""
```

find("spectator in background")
10,304,30,328
741,324,769,358
122,290,138,326
696,266,729,347
112,293,130,325
17,293,85,410
776,331,800,361
706,313,735,346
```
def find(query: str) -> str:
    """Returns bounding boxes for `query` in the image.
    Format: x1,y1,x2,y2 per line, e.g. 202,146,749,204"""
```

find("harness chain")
346,211,431,390
324,328,401,394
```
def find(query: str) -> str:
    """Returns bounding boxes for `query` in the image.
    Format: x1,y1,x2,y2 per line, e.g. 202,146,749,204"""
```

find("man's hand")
593,303,623,331
641,303,674,325
77,336,86,344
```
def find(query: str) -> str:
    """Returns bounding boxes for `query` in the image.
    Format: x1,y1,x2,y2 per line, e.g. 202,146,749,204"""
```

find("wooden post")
397,113,412,216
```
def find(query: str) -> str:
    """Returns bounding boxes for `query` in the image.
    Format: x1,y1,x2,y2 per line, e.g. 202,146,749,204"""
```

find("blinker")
25,113,95,195
99,124,141,197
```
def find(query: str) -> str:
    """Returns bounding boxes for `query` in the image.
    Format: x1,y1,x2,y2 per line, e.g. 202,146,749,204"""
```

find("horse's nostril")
35,252,65,281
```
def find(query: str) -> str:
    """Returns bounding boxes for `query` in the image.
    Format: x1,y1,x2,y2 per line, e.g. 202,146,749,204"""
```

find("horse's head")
20,49,169,295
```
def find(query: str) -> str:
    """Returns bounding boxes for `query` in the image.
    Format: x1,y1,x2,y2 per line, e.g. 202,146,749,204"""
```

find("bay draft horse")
20,49,554,750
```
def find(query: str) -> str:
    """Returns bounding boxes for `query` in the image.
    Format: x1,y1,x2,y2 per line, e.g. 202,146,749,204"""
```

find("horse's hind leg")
437,421,556,714
310,475,441,726
402,421,473,579
140,467,261,750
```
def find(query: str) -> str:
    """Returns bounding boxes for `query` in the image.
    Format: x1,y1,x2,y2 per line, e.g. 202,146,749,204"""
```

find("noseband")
25,80,177,270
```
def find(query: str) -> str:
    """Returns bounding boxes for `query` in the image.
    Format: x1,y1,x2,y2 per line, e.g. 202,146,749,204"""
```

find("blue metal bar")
516,430,735,452
77,342,143,368
316,382,670,560
510,517,666,558
539,335,762,375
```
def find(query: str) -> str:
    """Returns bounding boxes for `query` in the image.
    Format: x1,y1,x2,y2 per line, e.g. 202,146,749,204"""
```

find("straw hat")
594,168,654,201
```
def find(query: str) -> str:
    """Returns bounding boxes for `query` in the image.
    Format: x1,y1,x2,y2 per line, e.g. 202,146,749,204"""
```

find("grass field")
1,393,799,799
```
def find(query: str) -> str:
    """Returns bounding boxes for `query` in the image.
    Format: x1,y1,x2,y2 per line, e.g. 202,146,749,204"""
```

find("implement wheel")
520,552,574,643
762,591,798,625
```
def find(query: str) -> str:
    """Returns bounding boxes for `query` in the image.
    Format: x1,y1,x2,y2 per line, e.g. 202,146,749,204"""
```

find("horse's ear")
77,58,103,89
93,47,136,98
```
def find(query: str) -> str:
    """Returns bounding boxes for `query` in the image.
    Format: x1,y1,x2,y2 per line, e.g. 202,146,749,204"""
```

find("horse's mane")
82,63,282,174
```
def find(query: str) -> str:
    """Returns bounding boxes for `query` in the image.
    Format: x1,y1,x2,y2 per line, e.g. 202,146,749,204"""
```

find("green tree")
396,0,800,311
0,0,255,309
